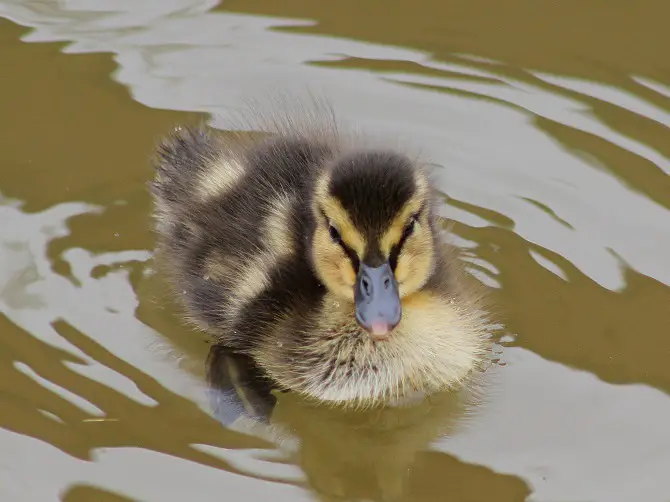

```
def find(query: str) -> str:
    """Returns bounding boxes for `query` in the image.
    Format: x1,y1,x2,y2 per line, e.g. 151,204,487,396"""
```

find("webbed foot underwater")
150,107,492,408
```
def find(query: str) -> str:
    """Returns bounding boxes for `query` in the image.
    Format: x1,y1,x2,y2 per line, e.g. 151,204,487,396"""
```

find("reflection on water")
1,0,670,500
206,347,529,502
206,346,277,427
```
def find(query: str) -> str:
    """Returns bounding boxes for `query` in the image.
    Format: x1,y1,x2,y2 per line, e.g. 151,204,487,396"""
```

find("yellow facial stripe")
313,172,366,256
319,196,366,256
379,195,424,255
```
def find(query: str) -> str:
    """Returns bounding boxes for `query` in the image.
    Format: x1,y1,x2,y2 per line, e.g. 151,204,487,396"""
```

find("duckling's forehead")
327,151,418,234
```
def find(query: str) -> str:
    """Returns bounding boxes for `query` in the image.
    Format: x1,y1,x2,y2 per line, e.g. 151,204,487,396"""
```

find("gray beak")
354,262,402,340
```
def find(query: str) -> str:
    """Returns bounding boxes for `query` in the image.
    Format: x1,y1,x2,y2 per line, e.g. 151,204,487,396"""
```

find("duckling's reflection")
207,344,491,502
206,344,277,427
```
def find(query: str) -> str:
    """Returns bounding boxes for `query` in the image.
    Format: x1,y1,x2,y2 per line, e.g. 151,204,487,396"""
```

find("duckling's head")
310,150,436,340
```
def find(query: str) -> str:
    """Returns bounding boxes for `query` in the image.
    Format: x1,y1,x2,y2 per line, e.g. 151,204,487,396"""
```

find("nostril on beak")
361,276,372,297
383,277,390,289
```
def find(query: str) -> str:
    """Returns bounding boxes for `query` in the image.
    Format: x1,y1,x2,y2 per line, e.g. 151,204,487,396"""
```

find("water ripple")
4,0,669,292
1,2,670,500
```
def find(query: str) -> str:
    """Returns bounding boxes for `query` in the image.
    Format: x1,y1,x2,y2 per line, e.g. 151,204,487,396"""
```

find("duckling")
150,108,491,408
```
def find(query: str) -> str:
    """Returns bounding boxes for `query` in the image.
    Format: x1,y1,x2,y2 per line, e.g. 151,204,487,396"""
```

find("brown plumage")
150,105,492,408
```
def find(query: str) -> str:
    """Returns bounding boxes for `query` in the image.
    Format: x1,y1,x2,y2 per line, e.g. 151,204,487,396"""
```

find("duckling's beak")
354,262,402,340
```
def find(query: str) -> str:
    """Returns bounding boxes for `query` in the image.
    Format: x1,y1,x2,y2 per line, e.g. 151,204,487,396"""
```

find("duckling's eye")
328,224,342,243
325,220,360,272
389,212,421,271
402,213,419,239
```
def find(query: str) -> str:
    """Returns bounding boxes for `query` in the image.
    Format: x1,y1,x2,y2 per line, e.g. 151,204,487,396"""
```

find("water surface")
1,1,669,501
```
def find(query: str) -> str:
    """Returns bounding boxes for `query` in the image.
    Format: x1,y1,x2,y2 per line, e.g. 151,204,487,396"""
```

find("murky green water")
1,1,669,501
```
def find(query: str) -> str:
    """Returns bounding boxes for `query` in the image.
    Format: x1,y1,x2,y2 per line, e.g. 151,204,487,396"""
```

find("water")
1,1,669,500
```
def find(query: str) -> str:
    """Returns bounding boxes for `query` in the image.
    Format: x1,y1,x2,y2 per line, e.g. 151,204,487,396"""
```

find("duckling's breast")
254,291,490,407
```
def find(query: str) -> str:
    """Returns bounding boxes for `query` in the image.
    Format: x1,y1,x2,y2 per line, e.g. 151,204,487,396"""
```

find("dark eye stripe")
341,242,360,273
318,207,330,225
389,207,424,271
319,207,360,273
389,246,401,272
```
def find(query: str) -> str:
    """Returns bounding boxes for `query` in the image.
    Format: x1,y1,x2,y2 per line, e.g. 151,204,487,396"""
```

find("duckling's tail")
149,125,224,253
150,125,217,211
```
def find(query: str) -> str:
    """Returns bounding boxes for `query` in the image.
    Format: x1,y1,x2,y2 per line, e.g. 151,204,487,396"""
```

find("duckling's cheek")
395,255,412,285
328,256,355,299
340,260,356,286
312,240,356,299
395,242,434,296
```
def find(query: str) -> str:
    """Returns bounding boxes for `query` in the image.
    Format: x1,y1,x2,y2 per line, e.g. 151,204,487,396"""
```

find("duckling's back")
151,126,331,348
